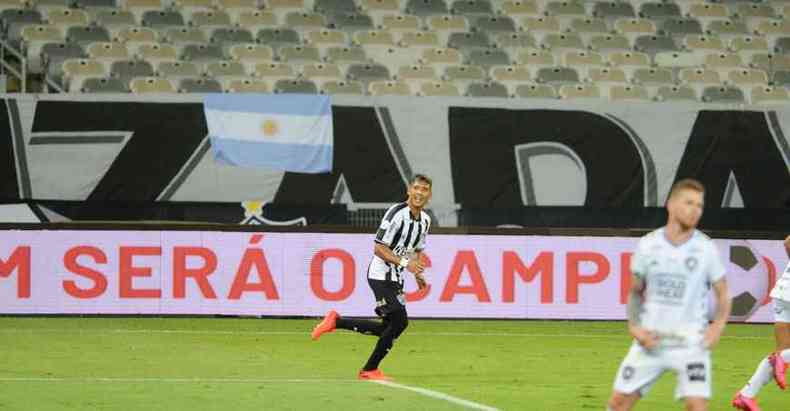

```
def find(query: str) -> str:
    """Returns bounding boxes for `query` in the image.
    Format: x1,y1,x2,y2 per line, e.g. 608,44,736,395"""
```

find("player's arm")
784,234,789,258
627,276,659,350
704,278,731,349
374,243,423,274
413,250,427,290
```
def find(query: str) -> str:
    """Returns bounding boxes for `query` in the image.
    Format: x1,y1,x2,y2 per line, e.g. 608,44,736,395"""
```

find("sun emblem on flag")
261,119,279,137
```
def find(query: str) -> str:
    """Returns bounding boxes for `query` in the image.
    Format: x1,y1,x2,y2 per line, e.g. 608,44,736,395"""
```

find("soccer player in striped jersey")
311,174,432,381
732,235,790,411
607,179,732,411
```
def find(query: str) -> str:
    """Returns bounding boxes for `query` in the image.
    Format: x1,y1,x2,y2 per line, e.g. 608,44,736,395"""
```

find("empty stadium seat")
558,83,600,99
609,84,650,101
226,78,270,93
274,78,319,93
130,76,177,93
450,0,493,16
180,44,224,61
405,0,448,16
279,45,322,63
347,63,391,83
369,80,412,95
631,67,673,86
80,76,128,92
62,58,106,91
655,84,697,102
750,86,790,105
443,64,486,84
514,83,556,99
701,85,745,104
727,68,768,87
588,67,628,84
418,80,460,96
466,81,508,97
536,66,579,85
178,77,223,92
321,80,365,95
254,62,296,79
110,59,154,85
156,60,201,78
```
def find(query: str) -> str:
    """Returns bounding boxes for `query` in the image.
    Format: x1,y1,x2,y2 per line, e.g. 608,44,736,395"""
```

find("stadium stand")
0,0,778,103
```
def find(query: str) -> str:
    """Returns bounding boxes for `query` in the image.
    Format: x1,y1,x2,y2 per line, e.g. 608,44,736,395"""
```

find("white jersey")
368,202,431,285
770,261,790,302
631,228,726,346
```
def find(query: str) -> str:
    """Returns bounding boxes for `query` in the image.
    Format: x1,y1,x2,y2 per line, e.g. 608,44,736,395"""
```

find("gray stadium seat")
775,38,790,54
634,35,679,55
81,77,128,93
444,64,486,83
701,86,745,104
1,9,42,43
515,83,556,99
447,31,490,51
180,44,224,61
405,0,448,16
347,63,391,83
466,48,509,67
141,10,186,28
495,32,536,49
314,0,357,15
593,2,635,20
95,10,136,28
589,34,631,52
466,81,508,97
156,61,201,78
178,77,223,92
66,26,111,46
256,29,301,49
325,46,368,64
661,18,703,38
274,78,319,93
329,13,375,31
190,11,232,27
545,1,586,17
211,28,254,48
639,2,681,20
631,67,673,86
321,80,365,95
164,27,206,44
110,59,154,85
450,0,493,15
655,85,697,102
74,0,117,7
278,45,322,63
42,42,86,76
536,66,579,85
571,18,609,39
706,20,749,37
773,70,790,87
473,16,516,33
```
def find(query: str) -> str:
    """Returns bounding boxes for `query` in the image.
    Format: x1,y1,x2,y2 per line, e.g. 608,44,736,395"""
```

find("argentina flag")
204,94,333,173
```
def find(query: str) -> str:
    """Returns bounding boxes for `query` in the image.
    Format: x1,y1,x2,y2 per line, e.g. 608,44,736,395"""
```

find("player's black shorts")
368,278,406,317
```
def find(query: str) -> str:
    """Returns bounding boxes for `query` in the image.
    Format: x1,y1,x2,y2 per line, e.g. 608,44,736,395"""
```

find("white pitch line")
0,377,353,384
0,328,772,340
372,380,501,411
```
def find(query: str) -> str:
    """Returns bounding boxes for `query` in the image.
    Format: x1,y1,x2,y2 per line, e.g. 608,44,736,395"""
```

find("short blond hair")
669,178,705,199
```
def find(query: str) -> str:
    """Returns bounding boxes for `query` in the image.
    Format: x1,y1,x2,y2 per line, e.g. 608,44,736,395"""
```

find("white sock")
781,349,790,362
741,356,773,398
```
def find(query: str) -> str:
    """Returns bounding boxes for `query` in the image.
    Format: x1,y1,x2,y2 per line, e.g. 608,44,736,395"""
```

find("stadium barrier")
0,224,784,323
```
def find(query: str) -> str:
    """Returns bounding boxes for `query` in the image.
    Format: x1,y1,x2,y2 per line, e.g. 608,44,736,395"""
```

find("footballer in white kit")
732,235,790,411
608,179,731,411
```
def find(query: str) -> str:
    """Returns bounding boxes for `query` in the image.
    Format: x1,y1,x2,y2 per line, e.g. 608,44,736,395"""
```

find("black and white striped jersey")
368,202,431,285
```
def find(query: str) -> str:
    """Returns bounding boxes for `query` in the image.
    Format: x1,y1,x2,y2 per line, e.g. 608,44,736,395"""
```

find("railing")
0,37,26,93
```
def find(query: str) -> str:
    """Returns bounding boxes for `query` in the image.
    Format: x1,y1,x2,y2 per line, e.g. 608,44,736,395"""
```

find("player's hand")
630,326,660,350
784,235,790,256
415,273,427,290
407,259,424,274
703,324,724,349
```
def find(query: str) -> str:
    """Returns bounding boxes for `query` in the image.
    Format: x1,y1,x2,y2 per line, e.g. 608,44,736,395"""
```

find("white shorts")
613,342,712,400
774,298,790,323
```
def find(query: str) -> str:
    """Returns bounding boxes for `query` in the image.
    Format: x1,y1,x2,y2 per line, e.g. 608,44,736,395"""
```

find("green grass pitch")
0,317,784,410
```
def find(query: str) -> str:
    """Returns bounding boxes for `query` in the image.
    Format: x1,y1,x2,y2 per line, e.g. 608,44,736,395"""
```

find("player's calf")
607,392,638,411
684,397,706,411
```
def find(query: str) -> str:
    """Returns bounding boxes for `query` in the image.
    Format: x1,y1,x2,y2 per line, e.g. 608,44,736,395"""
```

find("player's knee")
606,394,624,411
684,398,707,411
607,392,634,411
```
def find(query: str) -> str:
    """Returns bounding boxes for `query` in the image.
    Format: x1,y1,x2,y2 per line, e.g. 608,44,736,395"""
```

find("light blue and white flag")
204,94,333,173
